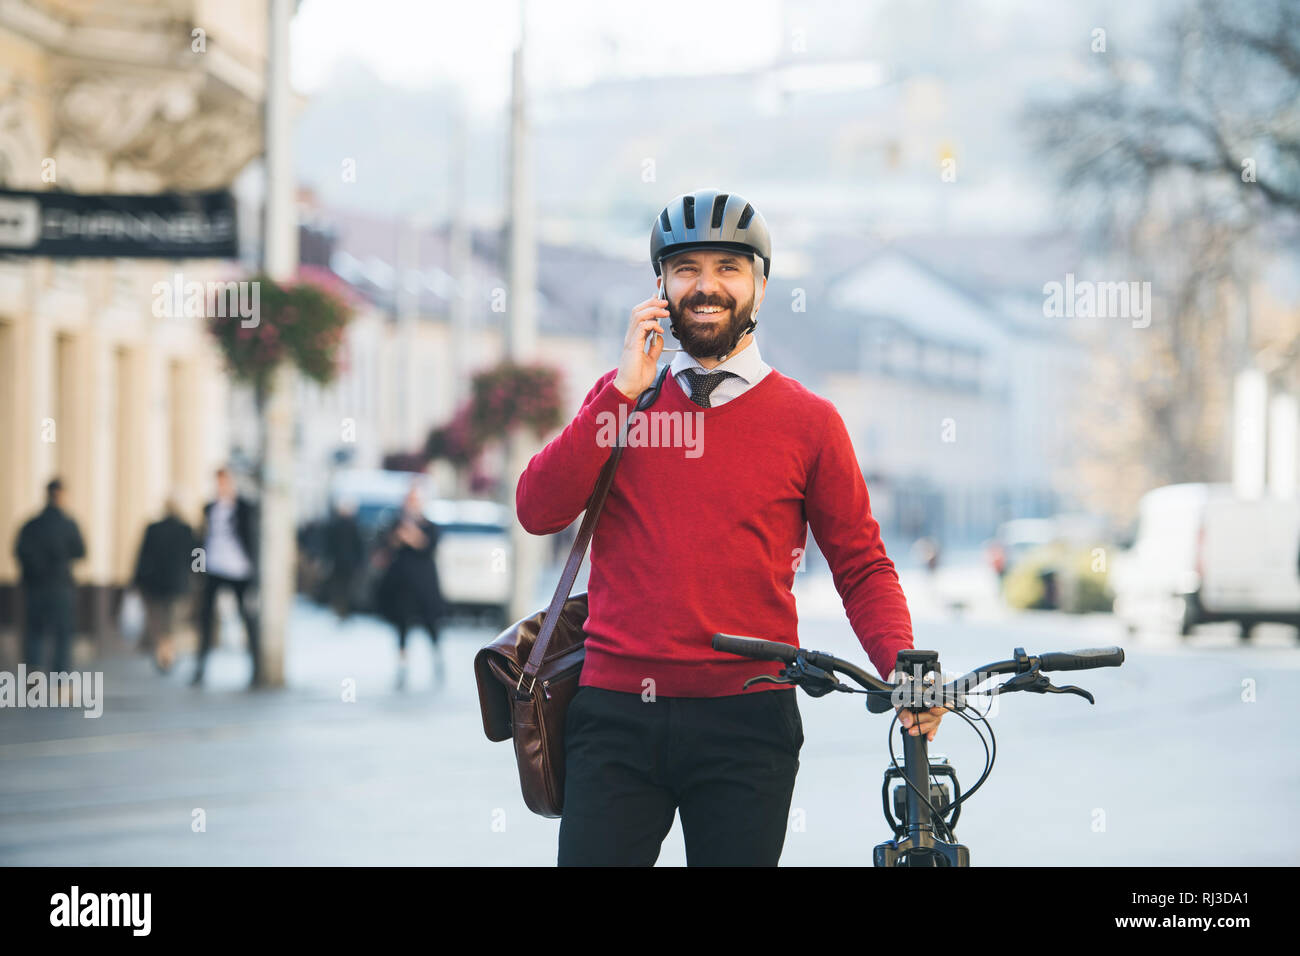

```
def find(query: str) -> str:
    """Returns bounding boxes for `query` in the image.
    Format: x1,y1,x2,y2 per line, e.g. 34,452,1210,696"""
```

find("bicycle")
712,634,1125,866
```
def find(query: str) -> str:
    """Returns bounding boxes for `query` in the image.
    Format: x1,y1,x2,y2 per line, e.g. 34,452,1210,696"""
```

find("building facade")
0,0,269,651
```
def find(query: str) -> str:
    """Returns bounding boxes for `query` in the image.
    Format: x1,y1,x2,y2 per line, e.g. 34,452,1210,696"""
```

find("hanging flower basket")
207,270,355,402
468,361,565,443
423,361,564,493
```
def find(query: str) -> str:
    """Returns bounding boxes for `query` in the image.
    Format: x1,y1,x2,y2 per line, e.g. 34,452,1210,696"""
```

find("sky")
292,0,787,113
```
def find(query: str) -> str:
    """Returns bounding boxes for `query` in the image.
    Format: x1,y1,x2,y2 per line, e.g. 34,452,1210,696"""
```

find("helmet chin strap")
709,315,757,362
707,264,763,361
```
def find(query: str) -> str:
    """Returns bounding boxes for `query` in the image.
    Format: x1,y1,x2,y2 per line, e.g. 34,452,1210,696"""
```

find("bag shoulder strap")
516,364,673,694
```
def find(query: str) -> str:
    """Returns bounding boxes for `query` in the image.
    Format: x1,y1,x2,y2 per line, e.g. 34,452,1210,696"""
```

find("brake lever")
743,673,795,689
1039,682,1095,704
742,654,843,698
994,669,1095,704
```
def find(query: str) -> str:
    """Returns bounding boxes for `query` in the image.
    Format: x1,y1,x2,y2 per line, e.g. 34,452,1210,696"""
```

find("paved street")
2,562,1298,865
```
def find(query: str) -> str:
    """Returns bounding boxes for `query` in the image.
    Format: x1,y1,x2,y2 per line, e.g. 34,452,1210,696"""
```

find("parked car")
987,518,1056,578
1001,539,1113,613
1109,483,1300,640
992,515,1113,613
330,468,437,540
425,498,513,627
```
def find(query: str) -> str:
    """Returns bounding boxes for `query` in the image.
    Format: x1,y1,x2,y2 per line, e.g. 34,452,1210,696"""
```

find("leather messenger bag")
474,363,672,818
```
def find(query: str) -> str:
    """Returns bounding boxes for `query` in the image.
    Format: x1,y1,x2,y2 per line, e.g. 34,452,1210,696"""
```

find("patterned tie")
678,368,739,408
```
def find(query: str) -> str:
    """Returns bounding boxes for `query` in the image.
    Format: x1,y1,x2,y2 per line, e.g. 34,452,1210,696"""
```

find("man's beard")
666,287,756,361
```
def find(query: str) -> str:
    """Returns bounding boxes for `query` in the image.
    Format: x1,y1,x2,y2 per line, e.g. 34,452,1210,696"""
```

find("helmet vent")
710,194,729,229
682,195,695,229
737,203,754,229
659,209,672,232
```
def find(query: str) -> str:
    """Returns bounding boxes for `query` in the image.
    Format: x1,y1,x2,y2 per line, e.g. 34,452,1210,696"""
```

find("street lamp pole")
505,0,545,622
258,0,300,687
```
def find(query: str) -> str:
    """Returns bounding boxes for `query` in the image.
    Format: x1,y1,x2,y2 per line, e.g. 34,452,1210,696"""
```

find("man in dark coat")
132,495,199,673
13,477,86,677
373,482,448,687
193,466,261,688
323,498,365,621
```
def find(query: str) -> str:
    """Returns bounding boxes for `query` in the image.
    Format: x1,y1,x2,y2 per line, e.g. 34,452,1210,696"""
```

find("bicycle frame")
874,721,970,866
874,649,969,866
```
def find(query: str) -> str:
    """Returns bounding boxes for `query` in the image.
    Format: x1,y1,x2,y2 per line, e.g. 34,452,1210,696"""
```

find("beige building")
0,0,269,651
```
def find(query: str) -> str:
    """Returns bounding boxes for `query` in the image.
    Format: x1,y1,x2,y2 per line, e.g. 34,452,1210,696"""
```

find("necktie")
678,368,739,408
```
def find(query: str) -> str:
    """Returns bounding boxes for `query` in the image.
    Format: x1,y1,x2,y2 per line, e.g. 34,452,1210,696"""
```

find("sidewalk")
0,599,569,865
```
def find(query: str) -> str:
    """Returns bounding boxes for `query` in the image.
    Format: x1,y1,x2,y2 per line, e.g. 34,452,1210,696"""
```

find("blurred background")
0,0,1297,865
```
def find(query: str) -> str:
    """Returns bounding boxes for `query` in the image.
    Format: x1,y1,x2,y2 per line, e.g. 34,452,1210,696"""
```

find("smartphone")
648,276,682,353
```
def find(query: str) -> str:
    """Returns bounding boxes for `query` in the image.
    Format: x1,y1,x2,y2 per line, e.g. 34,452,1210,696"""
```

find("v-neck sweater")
515,366,914,696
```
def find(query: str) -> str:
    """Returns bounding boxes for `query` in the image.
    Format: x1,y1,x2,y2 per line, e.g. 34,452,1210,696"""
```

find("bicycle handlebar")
1038,647,1125,671
712,634,799,666
711,633,1125,708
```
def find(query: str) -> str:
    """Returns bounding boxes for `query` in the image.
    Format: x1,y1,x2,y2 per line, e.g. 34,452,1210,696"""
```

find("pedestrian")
912,536,941,575
373,481,448,688
192,466,261,688
131,493,199,674
13,478,86,703
516,189,945,867
323,497,365,622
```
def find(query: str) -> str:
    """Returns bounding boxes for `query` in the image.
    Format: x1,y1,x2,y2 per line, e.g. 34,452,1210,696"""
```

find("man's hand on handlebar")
896,705,947,742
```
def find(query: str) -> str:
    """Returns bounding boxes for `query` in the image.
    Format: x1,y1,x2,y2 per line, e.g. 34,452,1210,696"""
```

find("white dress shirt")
668,335,772,406
205,497,252,580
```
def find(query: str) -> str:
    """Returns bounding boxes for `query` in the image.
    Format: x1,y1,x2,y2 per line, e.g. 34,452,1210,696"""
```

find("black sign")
0,188,238,259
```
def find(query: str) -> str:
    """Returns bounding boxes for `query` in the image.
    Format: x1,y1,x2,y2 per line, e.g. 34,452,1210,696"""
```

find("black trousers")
557,685,803,866
22,585,75,673
391,588,443,652
195,573,260,679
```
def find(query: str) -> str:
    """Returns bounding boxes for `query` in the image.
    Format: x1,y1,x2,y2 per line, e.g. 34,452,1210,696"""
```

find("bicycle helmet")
650,188,771,280
650,189,771,358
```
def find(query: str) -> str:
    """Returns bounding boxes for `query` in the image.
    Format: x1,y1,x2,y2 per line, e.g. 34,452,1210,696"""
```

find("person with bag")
483,188,943,866
131,494,199,674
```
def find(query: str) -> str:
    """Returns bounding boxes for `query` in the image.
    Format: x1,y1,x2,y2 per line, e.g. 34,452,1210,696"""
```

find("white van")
1110,483,1300,639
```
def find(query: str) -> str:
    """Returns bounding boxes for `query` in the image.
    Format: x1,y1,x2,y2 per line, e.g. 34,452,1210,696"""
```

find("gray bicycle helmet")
650,188,771,279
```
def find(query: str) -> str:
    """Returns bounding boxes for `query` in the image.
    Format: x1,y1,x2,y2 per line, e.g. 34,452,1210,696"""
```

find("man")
131,494,199,673
193,467,261,688
516,188,945,867
322,497,365,622
14,478,86,698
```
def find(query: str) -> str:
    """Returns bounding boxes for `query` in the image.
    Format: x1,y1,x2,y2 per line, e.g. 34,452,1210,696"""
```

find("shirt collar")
669,335,765,384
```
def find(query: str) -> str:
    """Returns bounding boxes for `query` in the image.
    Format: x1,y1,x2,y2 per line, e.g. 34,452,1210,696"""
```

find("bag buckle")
515,671,537,697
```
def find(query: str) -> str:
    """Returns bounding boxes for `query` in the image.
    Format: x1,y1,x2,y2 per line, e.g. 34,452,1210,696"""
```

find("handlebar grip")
1038,646,1125,671
711,633,799,664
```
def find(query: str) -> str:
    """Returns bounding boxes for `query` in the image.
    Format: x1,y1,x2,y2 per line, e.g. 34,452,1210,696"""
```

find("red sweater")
516,366,914,697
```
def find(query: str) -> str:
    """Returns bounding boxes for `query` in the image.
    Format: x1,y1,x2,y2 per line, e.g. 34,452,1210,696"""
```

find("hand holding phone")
613,278,672,399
